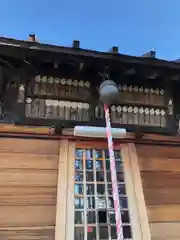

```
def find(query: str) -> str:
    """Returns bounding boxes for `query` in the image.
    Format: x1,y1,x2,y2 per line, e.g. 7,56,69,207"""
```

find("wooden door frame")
55,140,151,240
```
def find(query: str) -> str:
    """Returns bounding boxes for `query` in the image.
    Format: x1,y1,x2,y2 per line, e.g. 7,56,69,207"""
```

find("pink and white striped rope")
104,104,124,240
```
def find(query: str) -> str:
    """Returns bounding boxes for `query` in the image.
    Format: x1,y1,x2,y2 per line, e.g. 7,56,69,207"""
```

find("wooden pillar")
55,139,69,240
124,143,151,240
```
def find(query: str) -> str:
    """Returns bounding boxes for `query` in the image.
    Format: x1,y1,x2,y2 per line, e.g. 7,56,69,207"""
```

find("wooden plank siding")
0,138,59,240
136,144,180,239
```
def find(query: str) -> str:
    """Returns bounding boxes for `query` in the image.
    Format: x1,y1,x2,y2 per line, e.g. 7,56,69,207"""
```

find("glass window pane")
74,197,84,209
114,150,120,159
106,160,110,170
86,171,94,182
98,210,107,223
116,161,123,172
96,160,103,170
87,211,96,223
109,197,114,209
118,184,126,195
123,225,132,238
121,211,130,223
87,226,96,240
97,196,107,210
76,149,83,159
75,159,83,170
95,150,103,159
86,160,93,170
86,184,94,195
97,184,105,195
104,150,109,159
75,171,83,182
74,184,83,195
120,197,128,209
108,183,112,195
86,149,92,159
107,172,112,182
96,171,104,182
74,227,84,240
109,211,116,224
117,172,124,182
75,211,84,224
87,197,95,209
111,226,117,239
99,226,109,239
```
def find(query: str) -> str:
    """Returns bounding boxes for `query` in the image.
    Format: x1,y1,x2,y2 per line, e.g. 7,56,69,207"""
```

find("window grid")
74,148,132,240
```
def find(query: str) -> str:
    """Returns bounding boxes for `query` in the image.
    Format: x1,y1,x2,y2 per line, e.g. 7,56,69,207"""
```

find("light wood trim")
66,142,75,240
121,144,142,240
0,124,53,134
55,140,69,240
128,143,151,240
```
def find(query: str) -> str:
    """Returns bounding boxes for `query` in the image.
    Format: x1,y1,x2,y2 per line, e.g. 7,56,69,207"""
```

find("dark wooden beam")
1,37,180,70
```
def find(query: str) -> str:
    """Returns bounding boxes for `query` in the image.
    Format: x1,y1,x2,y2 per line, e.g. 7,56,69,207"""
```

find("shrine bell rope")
104,104,124,240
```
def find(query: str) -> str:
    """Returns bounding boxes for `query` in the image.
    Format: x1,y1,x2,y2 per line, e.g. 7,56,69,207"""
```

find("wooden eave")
0,36,180,72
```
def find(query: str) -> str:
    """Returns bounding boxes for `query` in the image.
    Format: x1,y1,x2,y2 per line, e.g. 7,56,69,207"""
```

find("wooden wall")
136,144,180,240
0,138,59,240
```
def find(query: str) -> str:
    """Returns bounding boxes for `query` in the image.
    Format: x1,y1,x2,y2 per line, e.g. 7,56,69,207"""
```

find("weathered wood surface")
150,222,180,239
0,226,55,240
0,138,59,239
136,144,180,239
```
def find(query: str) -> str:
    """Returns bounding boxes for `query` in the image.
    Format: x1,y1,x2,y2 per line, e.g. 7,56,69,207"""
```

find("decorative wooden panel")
110,105,166,127
31,76,91,102
118,85,165,106
25,98,90,121
0,138,59,240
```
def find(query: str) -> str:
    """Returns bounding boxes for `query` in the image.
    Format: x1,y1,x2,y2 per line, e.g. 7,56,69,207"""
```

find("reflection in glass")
96,171,104,181
87,211,96,223
86,160,93,170
96,160,103,170
86,149,92,159
123,226,132,238
74,197,84,209
97,184,105,195
121,211,130,223
87,197,95,209
95,150,103,159
76,149,84,159
74,227,84,240
86,184,94,195
120,197,128,209
75,211,84,224
116,161,123,172
86,171,94,182
99,226,109,239
74,148,132,240
75,171,83,182
117,172,124,182
75,160,83,170
87,226,96,240
74,184,83,195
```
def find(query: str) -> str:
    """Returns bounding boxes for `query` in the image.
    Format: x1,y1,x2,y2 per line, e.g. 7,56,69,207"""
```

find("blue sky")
0,0,179,60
